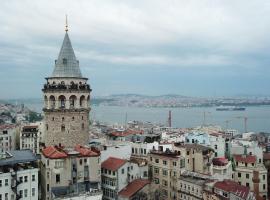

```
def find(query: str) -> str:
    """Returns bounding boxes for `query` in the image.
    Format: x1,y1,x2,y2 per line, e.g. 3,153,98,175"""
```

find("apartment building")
212,157,232,179
173,143,214,174
233,154,268,199
178,173,209,200
101,156,148,200
148,149,185,200
0,124,16,156
213,180,256,200
0,150,39,200
40,145,101,200
20,125,40,154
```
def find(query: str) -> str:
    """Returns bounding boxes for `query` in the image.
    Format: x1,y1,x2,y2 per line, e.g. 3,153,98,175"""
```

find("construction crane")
236,116,248,133
224,116,248,132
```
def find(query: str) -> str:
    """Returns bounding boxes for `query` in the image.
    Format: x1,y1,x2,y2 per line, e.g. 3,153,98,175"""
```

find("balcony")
43,83,91,92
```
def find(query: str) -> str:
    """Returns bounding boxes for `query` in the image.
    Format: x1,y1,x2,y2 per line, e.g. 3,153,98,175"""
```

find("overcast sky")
1,0,270,99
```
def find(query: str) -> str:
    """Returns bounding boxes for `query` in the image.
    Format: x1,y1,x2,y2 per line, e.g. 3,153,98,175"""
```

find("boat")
216,106,246,111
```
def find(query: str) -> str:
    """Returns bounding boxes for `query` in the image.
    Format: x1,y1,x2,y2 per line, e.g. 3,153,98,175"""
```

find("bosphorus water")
24,100,270,133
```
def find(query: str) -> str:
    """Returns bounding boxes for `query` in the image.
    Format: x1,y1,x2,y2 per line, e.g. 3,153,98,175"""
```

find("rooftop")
214,180,250,199
118,179,150,198
42,145,100,159
174,142,214,152
0,150,38,166
101,157,126,171
233,154,256,164
51,32,82,78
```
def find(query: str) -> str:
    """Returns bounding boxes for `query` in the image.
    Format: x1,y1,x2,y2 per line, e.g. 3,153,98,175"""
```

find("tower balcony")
42,83,91,92
43,107,91,112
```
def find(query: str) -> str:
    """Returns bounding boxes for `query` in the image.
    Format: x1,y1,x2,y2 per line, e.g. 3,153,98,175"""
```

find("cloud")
0,0,270,98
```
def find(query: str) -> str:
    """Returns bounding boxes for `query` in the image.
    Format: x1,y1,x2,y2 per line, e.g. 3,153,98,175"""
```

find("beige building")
43,27,91,147
20,123,44,154
173,143,214,175
148,149,185,200
40,145,101,200
0,124,16,157
233,154,267,199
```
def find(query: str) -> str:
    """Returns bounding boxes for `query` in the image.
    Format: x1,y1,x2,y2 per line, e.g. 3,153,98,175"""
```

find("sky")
1,0,270,99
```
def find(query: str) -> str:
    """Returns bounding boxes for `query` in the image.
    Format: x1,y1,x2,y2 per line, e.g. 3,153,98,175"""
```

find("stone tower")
43,26,91,147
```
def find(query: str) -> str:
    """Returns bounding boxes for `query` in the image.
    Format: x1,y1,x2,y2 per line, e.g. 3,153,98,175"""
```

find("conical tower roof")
51,32,82,78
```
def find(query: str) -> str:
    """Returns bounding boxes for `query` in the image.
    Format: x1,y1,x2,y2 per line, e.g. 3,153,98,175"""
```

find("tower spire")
65,14,68,32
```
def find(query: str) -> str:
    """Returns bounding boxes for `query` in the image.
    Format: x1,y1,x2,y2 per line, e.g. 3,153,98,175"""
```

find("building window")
32,175,35,181
263,184,266,190
0,194,1,200
263,175,266,180
32,188,35,196
4,193,7,200
56,174,60,183
82,123,84,130
72,116,75,121
155,159,159,163
0,180,2,187
19,176,23,183
47,184,50,192
24,189,28,197
238,173,241,178
19,190,23,197
24,176,28,182
5,179,8,186
62,117,64,122
246,183,249,187
173,161,177,166
80,159,82,165
122,169,125,174
163,160,167,165
246,174,249,179
162,169,168,176
61,125,65,132
154,167,159,174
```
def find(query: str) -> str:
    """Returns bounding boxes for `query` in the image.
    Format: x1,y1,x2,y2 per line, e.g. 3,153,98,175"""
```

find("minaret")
42,19,91,147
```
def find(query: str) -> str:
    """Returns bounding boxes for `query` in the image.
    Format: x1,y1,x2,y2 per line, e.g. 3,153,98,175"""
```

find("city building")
212,157,232,179
233,154,268,199
173,143,214,174
0,124,16,157
20,123,43,154
40,145,101,200
101,156,148,200
42,26,91,147
0,150,39,200
118,179,150,200
148,149,185,200
178,172,210,200
213,180,256,200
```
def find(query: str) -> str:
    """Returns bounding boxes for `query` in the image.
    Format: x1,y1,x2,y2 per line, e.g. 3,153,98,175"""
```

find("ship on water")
216,106,246,111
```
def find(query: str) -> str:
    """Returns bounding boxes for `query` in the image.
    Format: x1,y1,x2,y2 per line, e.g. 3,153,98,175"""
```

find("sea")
23,101,270,133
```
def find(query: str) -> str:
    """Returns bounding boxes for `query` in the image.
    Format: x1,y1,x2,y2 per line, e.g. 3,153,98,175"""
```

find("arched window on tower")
69,95,77,108
87,95,90,108
80,95,86,107
82,123,84,130
49,95,56,109
59,95,66,108
44,95,48,109
61,125,65,132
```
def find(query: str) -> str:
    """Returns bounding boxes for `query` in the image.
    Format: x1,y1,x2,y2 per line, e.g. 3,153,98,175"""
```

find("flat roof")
0,150,38,166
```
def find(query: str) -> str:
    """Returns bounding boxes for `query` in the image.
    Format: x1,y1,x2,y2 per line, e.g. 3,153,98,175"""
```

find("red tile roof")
110,129,144,137
74,145,100,157
214,180,250,199
0,124,16,130
233,154,256,163
263,152,270,160
42,145,100,159
213,157,229,166
42,146,68,159
118,179,150,198
101,157,126,171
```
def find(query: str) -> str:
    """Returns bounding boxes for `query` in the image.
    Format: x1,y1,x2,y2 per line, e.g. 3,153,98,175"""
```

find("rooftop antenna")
65,14,68,32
